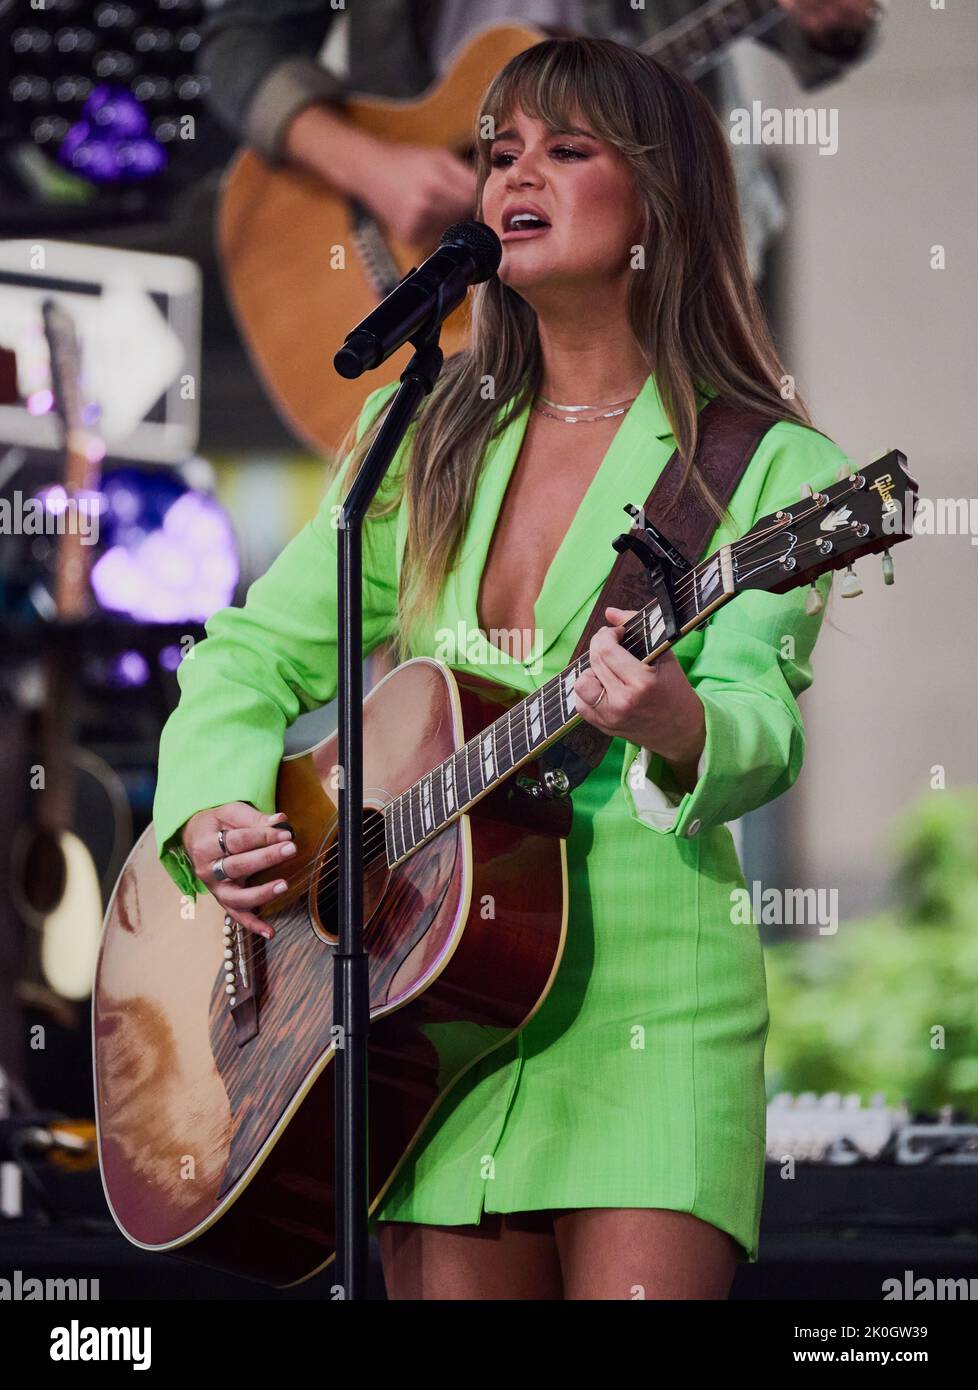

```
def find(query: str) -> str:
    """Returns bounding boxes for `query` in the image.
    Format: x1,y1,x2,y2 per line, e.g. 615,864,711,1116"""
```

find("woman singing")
154,37,849,1299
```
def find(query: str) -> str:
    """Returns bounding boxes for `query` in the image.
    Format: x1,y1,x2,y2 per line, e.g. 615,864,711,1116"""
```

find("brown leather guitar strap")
538,397,772,793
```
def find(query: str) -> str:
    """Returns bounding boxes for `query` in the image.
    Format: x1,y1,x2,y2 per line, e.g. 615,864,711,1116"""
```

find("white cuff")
625,745,708,830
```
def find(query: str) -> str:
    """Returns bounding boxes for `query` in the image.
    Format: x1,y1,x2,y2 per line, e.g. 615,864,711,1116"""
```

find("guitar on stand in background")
10,299,110,1025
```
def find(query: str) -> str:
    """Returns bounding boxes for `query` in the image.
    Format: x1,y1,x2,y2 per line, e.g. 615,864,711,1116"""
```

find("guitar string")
239,491,861,919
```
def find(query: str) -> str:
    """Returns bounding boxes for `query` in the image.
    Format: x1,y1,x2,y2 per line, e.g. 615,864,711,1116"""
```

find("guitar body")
217,24,543,456
39,831,103,1002
93,657,570,1286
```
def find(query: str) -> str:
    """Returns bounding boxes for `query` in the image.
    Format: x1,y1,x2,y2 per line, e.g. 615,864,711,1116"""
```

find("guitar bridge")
224,917,260,1044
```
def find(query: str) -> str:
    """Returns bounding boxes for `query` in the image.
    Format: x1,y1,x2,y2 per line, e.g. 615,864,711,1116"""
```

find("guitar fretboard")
383,545,733,866
645,0,781,79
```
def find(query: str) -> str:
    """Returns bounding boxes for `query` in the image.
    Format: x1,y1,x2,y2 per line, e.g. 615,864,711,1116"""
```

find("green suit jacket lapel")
458,373,685,673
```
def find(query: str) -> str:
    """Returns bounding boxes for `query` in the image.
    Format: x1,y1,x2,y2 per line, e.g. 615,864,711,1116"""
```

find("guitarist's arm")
199,0,476,243
198,0,346,160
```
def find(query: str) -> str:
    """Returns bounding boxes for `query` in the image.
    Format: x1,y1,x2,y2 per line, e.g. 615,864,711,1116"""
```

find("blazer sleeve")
197,0,347,159
619,419,854,840
153,381,402,896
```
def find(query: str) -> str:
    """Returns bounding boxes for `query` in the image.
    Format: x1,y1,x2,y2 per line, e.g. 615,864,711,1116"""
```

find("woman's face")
481,105,644,302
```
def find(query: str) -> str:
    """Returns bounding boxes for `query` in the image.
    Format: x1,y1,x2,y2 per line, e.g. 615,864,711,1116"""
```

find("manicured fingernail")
280,842,296,857
262,927,274,940
268,811,287,822
275,829,293,842
274,881,288,894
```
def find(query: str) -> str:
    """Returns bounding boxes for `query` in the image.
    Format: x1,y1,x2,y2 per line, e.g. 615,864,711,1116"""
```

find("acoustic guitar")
94,448,915,1285
218,0,785,456
12,300,106,1018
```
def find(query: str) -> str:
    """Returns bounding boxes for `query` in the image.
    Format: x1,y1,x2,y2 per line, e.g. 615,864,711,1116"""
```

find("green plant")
764,790,978,1114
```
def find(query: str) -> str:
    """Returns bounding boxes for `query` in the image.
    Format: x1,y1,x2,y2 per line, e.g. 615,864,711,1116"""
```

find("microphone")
333,220,502,379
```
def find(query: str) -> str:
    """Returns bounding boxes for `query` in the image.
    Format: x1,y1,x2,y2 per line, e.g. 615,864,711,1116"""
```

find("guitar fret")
527,693,543,745
431,768,445,829
443,758,457,815
420,774,433,835
468,738,480,800
481,730,495,784
541,683,555,739
410,782,424,847
561,668,576,721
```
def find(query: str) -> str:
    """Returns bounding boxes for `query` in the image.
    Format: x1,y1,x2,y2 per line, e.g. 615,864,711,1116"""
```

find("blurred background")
0,0,975,1301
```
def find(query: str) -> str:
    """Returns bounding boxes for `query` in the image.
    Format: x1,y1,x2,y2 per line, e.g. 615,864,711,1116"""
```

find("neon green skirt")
371,737,769,1264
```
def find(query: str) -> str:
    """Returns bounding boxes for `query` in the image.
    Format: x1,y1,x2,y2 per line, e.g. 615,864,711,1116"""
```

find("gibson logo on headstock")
869,473,900,516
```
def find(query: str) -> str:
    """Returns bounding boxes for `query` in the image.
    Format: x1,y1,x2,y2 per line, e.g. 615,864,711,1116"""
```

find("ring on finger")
593,683,607,708
212,856,231,882
218,828,229,856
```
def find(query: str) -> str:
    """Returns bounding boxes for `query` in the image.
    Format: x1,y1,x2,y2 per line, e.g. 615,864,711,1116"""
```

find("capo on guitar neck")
612,505,692,644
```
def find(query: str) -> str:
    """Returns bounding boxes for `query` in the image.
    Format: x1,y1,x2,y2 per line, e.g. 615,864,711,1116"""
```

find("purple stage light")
106,650,152,688
90,470,239,623
57,84,167,184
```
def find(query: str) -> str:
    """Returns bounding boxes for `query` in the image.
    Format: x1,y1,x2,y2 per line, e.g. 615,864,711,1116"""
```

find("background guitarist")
199,0,881,284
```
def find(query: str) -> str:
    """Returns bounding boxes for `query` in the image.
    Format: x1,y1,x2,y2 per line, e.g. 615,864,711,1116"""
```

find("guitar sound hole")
312,807,390,941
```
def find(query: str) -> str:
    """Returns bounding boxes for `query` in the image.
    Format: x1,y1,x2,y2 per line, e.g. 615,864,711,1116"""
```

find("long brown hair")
330,36,813,661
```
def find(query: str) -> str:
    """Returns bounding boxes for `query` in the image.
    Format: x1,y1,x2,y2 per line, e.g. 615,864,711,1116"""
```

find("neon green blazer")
154,373,850,896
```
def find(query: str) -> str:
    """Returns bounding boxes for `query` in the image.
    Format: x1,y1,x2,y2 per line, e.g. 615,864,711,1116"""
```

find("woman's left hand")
574,606,706,788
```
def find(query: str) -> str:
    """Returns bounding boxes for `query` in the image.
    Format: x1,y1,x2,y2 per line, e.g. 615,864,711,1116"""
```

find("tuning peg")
881,549,894,585
805,582,824,616
800,481,813,499
840,565,863,598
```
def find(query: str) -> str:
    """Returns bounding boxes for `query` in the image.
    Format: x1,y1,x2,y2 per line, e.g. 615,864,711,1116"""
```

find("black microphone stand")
333,313,445,1301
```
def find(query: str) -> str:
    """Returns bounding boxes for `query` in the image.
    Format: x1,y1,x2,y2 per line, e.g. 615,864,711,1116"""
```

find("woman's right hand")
182,803,297,939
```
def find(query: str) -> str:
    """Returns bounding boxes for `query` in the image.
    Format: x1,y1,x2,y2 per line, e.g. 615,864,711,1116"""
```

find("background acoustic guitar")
11,300,107,1019
218,2,784,456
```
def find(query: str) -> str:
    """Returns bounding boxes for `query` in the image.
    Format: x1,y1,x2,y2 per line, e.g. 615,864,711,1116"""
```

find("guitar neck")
384,544,736,866
54,436,99,621
641,0,782,78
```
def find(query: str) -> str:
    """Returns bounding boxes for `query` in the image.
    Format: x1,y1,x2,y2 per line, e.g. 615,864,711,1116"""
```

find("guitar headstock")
732,450,917,597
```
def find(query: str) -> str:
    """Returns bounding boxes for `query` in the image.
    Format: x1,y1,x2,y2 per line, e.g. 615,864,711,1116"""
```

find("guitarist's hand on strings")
285,103,477,246
182,804,296,940
574,606,707,795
